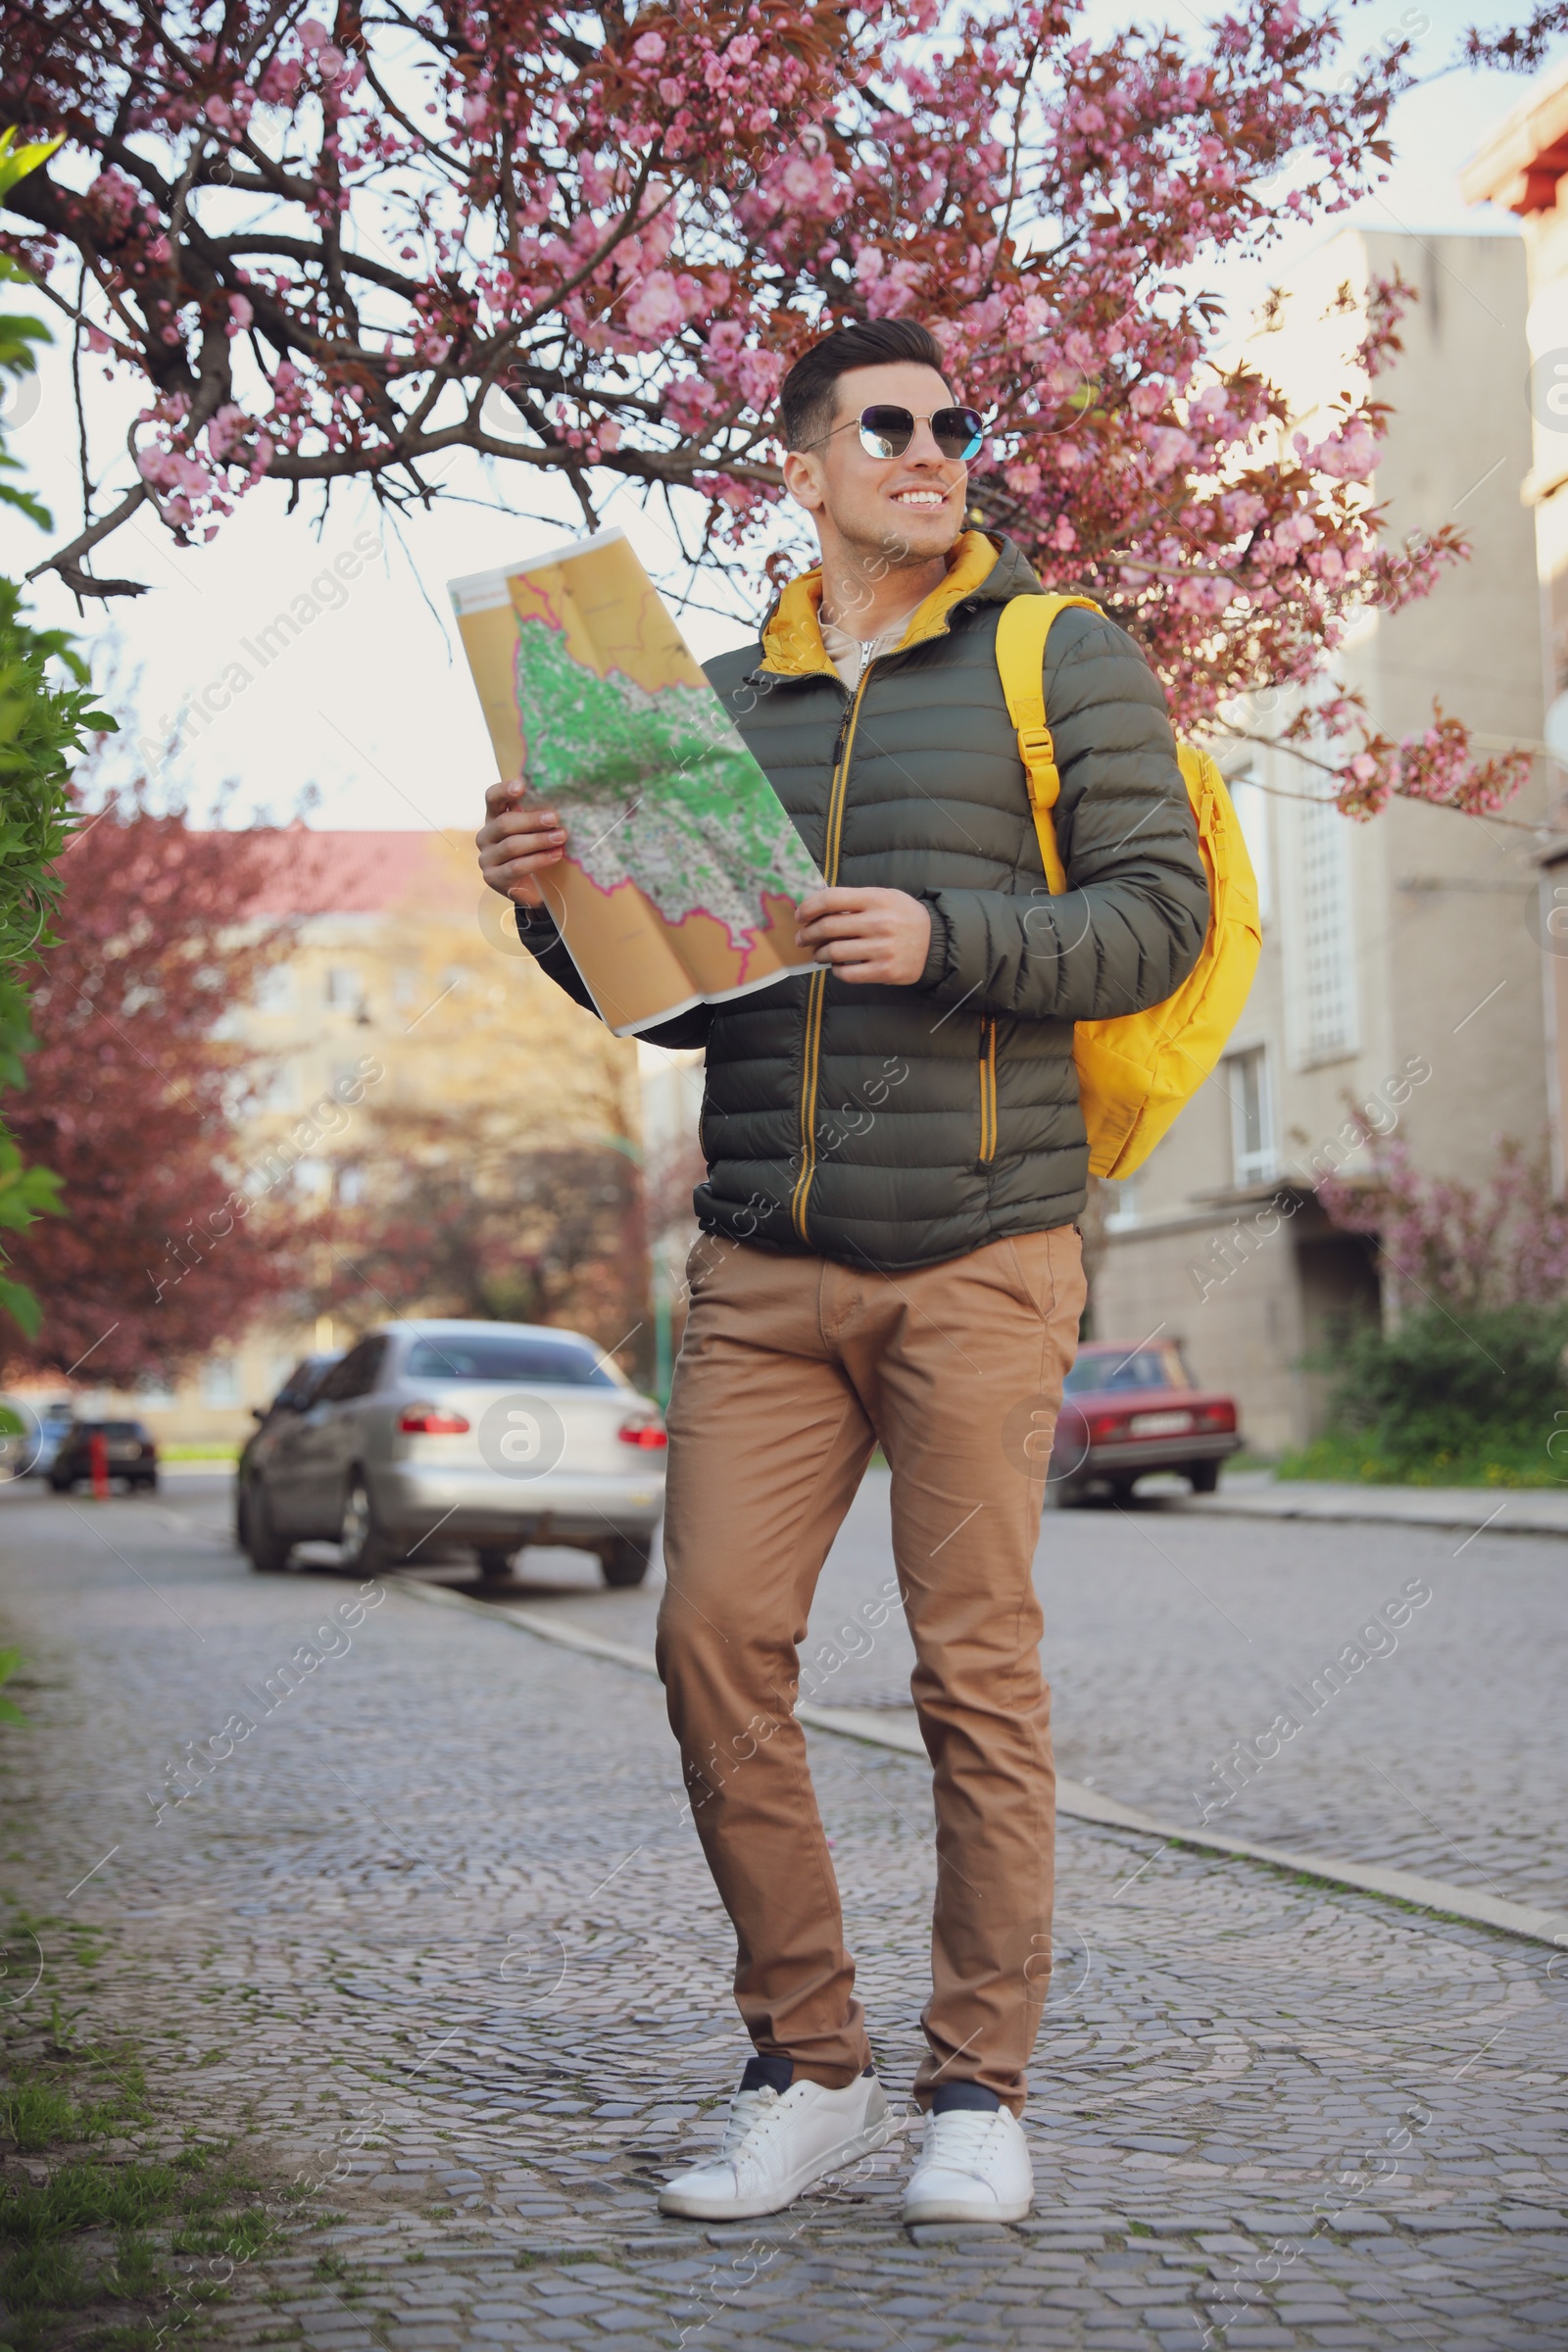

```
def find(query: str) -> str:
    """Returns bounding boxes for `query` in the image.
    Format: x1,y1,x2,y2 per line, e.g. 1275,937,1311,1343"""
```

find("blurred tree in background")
318,1107,650,1377
1298,1136,1568,1486
1,783,302,1385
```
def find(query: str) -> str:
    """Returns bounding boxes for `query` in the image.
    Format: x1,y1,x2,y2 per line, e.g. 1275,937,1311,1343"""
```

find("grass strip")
0,1943,293,2352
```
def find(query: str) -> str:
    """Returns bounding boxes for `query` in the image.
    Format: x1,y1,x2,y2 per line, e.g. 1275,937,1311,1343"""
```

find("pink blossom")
1219,489,1267,531
1319,1136,1568,1311
736,348,784,409
1298,420,1381,481
779,154,833,209
624,270,687,341
205,403,248,458
633,30,666,62
664,373,719,433
1144,425,1196,478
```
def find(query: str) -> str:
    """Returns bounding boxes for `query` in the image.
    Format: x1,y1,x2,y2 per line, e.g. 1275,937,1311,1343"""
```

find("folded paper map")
450,527,823,1035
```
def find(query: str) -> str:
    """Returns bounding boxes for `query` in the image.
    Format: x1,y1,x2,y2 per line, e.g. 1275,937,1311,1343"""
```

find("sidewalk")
1159,1470,1568,1540
3,1480,1566,2352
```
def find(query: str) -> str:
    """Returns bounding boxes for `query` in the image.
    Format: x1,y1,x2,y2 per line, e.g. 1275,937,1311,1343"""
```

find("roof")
238,829,475,916
1463,59,1568,214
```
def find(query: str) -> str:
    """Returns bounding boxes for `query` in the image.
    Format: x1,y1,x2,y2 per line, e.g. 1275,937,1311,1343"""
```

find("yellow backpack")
995,592,1262,1181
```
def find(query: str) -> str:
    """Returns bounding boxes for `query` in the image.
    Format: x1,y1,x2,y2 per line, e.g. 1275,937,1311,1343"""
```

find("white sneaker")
902,2104,1034,2224
659,2072,895,2220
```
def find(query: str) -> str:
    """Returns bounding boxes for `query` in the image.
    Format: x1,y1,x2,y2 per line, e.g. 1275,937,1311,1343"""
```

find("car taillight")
1196,1403,1237,1432
399,1405,470,1435
140,1443,155,1457
1086,1409,1133,1444
618,1419,668,1449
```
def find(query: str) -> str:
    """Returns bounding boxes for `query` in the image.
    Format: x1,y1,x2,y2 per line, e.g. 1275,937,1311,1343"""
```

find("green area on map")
514,618,821,948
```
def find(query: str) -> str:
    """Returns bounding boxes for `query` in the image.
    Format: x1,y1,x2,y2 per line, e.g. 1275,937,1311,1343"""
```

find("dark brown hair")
778,318,951,453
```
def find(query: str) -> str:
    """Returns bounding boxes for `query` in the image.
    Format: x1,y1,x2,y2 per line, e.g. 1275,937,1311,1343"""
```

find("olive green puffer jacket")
517,531,1208,1272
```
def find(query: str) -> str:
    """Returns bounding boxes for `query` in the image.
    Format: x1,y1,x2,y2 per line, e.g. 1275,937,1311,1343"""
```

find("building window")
258,1059,299,1112
1287,789,1358,1068
200,1356,241,1407
1225,1047,1274,1187
252,965,295,1014
1228,767,1272,925
1102,1172,1141,1232
325,966,361,1009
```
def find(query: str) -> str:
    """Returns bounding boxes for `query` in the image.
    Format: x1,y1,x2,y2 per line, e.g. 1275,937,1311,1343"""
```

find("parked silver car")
238,1319,666,1586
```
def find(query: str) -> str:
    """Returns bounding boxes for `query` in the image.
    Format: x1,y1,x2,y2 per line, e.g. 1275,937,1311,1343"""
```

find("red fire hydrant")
89,1429,110,1500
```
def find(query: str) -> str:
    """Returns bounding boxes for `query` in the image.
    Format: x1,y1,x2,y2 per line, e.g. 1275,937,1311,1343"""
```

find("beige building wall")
1096,227,1546,1453
1464,61,1568,1195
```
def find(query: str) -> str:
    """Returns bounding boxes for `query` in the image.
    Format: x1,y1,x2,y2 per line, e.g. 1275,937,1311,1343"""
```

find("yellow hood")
758,530,1002,679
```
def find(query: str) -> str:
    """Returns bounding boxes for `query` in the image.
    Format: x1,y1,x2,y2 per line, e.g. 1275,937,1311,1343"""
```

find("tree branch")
25,482,153,598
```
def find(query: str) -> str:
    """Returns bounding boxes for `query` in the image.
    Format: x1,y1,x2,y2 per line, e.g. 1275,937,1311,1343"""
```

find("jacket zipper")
791,670,873,1243
979,1016,998,1163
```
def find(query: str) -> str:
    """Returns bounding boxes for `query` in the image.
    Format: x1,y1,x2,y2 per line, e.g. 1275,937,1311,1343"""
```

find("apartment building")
1466,61,1568,1192
1093,227,1548,1450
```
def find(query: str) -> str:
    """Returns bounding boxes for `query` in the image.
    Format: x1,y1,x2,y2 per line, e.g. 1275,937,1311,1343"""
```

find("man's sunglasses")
804,404,987,464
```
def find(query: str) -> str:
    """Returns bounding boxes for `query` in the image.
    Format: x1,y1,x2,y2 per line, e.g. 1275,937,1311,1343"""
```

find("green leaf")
0,583,111,970
0,129,62,202
0,479,52,529
0,1267,43,1338
0,314,51,373
0,1692,30,1727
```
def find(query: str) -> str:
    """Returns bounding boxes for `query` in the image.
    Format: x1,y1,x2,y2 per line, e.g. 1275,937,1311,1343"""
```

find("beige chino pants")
654,1224,1086,2114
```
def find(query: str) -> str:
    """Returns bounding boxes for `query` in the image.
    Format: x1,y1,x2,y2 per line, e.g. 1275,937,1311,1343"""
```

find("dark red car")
1050,1339,1241,1506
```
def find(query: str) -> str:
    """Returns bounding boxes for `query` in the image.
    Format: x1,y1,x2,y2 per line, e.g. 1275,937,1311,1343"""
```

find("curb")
392,1575,1567,1953
1162,1491,1568,1541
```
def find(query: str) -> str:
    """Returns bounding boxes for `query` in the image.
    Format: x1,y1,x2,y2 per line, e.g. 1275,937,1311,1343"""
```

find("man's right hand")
476,775,568,908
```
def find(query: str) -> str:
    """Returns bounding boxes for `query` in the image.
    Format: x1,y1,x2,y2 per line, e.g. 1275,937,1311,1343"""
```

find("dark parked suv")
49,1420,160,1493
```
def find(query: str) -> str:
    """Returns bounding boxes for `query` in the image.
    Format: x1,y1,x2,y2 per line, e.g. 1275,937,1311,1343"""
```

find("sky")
0,0,1546,835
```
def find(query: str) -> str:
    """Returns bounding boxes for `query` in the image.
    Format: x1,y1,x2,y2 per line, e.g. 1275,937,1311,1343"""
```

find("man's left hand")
795,887,933,985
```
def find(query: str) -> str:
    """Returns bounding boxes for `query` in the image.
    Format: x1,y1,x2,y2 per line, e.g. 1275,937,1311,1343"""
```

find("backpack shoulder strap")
994,591,1103,894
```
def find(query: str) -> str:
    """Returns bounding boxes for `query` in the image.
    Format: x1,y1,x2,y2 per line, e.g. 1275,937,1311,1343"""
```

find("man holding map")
476,318,1208,2226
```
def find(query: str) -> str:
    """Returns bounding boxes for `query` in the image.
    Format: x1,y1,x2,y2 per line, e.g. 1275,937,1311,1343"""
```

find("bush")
1282,1303,1568,1486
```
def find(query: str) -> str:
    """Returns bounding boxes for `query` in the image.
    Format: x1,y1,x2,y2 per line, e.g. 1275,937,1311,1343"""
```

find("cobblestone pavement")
3,1479,1567,2352
470,1470,1567,1919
